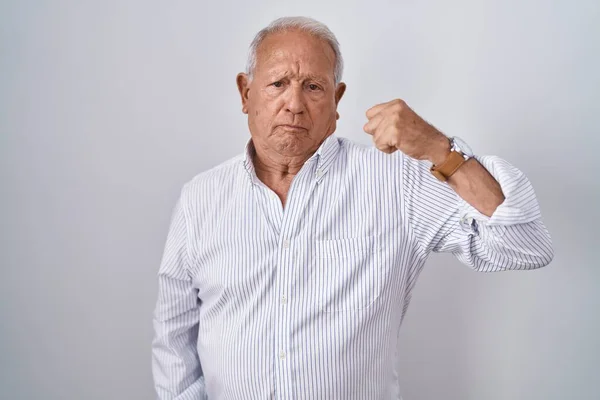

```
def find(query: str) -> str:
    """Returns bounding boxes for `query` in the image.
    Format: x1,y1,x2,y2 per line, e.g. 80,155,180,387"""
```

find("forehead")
255,30,336,79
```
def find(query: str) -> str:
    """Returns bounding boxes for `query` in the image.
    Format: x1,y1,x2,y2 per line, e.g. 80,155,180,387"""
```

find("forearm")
153,275,205,399
428,135,504,217
447,158,505,217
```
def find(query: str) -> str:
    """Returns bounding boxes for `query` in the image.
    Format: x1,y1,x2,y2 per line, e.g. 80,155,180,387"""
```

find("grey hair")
245,16,344,85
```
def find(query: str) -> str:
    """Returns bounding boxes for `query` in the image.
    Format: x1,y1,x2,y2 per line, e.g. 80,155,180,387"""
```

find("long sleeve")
152,187,207,399
401,153,554,272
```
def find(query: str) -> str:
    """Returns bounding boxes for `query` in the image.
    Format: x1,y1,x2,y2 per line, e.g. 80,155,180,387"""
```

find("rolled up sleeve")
402,154,554,272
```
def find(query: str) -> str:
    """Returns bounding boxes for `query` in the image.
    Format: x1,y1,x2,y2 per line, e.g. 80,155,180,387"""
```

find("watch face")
452,136,473,158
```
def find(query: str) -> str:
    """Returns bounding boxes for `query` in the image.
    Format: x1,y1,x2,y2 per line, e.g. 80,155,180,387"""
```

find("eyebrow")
303,73,329,84
266,70,330,85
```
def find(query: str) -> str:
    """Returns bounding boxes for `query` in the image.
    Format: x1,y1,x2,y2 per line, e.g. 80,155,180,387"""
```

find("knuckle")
393,98,405,108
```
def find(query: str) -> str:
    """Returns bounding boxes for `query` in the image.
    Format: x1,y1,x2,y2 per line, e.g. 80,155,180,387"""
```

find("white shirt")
152,134,553,399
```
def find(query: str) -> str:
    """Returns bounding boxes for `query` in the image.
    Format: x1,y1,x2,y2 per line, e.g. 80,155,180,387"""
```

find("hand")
363,99,450,164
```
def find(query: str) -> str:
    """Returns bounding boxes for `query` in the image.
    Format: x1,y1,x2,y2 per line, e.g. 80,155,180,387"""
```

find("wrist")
428,134,451,165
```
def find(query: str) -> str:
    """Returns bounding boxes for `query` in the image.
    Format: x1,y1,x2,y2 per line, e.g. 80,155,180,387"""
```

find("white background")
1,1,599,399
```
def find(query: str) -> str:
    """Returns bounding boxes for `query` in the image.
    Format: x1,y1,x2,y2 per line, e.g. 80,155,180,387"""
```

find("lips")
277,124,308,131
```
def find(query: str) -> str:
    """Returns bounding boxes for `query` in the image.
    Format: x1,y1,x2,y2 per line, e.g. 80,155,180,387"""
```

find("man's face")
237,30,346,159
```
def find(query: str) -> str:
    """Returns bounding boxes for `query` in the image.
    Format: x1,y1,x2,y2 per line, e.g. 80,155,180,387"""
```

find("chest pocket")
313,235,383,312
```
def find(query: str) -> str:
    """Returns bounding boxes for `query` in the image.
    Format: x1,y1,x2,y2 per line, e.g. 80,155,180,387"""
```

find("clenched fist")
363,99,450,164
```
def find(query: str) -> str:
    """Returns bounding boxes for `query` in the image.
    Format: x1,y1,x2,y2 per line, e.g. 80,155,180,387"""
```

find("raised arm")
364,98,553,271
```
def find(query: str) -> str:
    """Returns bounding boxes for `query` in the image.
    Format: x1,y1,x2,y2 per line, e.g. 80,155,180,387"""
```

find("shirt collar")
242,134,341,185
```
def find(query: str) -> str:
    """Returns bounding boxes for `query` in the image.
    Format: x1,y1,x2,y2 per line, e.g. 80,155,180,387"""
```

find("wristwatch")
430,136,473,182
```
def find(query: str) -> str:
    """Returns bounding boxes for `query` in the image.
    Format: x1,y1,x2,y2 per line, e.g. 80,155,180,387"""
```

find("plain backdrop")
1,1,599,399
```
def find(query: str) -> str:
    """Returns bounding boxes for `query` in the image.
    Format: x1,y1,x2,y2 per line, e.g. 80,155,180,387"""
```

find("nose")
284,84,306,115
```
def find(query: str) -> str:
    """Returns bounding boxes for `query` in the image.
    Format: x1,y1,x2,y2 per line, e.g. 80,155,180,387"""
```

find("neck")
250,140,317,205
251,138,317,179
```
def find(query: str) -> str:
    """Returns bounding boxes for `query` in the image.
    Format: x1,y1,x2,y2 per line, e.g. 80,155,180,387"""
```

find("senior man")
152,16,554,400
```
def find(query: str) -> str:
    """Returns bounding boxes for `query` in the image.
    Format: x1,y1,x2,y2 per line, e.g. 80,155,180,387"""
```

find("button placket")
273,160,320,399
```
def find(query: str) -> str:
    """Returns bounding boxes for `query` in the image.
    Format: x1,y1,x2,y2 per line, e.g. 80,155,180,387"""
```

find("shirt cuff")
457,155,542,227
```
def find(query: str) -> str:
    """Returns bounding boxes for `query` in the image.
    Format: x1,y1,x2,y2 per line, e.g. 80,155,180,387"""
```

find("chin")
273,133,312,156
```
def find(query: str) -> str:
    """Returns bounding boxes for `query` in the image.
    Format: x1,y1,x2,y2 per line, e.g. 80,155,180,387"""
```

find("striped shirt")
152,134,553,400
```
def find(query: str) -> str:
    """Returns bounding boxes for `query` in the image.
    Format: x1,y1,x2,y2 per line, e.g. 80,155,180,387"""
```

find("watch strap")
430,150,467,182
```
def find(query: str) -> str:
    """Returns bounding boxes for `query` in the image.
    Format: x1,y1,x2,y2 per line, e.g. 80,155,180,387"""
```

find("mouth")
277,124,308,131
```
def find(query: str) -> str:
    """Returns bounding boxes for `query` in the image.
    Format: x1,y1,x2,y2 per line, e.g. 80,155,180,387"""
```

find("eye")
272,81,283,88
308,84,321,91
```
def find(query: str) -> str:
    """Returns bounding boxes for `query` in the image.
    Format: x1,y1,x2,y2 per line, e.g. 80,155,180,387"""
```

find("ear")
236,73,251,114
334,82,346,120
334,82,346,106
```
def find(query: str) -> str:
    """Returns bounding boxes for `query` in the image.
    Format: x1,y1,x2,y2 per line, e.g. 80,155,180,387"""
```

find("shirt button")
316,169,324,178
279,351,286,359
282,240,290,249
281,295,287,304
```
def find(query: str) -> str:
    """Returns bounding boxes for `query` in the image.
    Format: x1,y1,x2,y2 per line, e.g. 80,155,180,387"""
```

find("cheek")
311,100,337,122
248,101,279,131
